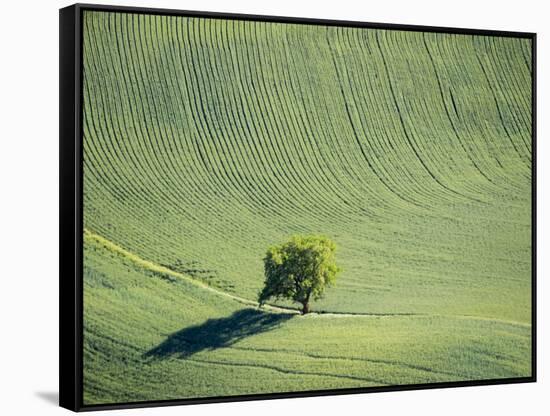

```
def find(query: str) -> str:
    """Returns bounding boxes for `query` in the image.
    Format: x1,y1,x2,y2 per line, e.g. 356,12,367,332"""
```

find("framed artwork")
59,3,536,411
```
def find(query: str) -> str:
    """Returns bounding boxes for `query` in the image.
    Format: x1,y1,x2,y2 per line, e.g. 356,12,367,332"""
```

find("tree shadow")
144,309,294,360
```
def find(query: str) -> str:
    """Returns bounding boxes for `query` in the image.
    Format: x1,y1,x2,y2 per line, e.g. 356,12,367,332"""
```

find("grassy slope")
83,232,530,404
81,11,532,404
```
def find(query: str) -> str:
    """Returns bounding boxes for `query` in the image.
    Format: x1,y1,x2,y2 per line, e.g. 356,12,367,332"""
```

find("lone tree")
258,235,341,314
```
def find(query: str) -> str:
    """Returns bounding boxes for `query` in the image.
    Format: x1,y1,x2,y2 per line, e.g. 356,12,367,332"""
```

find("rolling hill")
81,10,532,405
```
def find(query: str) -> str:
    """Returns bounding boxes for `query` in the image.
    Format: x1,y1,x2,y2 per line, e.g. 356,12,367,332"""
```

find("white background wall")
0,0,546,414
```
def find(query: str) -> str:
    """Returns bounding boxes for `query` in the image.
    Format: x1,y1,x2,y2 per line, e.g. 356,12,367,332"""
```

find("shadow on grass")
144,309,294,360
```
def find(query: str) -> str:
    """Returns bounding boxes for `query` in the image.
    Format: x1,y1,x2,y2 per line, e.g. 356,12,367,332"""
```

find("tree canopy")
258,235,341,314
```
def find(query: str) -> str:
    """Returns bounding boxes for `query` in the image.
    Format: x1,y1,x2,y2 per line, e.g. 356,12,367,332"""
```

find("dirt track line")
187,357,387,385
227,345,465,379
84,228,294,314
84,228,532,327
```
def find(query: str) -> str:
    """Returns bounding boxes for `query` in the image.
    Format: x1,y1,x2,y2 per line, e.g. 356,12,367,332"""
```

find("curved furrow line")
280,24,422,218
140,15,225,205
420,33,507,195
172,17,286,225
147,18,286,252
114,14,225,240
359,29,472,205
380,30,491,201
347,28,457,205
164,16,298,232
107,14,211,229
82,89,152,229
126,14,201,203
208,19,353,226
101,15,251,250
292,24,438,221
184,17,350,231
471,39,531,171
325,28,421,205
430,34,522,190
86,15,274,268
207,19,313,222
475,38,530,156
160,16,280,224
401,32,506,198
338,28,469,207
325,31,432,210
160,17,396,276
146,16,240,216
90,15,334,282
84,17,175,238
519,39,532,72
151,15,288,237
479,36,532,156
243,22,386,231
227,20,369,226
444,38,513,172
339,27,446,206
267,24,384,219
246,23,370,224
482,37,531,135
398,34,476,184
330,29,528,213
183,18,299,223
197,19,313,224
357,29,479,206
284,26,398,216
374,31,486,204
172,19,338,250
329,27,443,209
352,28,494,209
287,25,418,217
201,18,368,240
224,19,360,227
395,32,475,184
109,14,474,254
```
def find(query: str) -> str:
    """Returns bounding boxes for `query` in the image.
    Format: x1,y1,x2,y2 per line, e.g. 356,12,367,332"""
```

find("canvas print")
81,10,533,405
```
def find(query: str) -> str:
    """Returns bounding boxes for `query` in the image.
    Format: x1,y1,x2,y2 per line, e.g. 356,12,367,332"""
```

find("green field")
81,10,532,405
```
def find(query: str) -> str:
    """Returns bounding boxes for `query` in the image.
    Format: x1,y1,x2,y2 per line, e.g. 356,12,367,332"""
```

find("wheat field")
81,10,532,405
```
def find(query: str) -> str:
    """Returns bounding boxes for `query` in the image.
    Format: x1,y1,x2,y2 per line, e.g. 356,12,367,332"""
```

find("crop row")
81,11,532,315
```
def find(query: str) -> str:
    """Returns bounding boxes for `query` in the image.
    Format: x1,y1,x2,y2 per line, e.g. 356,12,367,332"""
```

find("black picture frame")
60,3,537,412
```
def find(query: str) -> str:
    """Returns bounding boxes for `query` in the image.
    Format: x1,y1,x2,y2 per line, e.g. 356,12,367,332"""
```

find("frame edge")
60,4,83,412
73,2,534,38
530,32,537,382
62,3,537,411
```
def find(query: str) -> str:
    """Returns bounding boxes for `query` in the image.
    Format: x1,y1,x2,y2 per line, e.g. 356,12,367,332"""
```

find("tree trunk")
301,289,312,314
